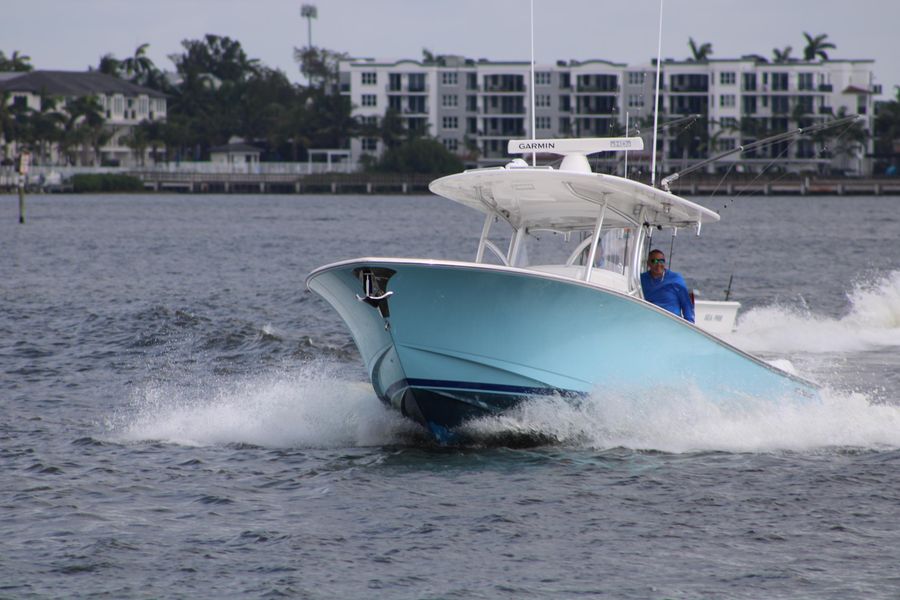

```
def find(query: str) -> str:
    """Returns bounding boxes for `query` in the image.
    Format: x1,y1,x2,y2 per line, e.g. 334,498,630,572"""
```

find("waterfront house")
0,70,167,167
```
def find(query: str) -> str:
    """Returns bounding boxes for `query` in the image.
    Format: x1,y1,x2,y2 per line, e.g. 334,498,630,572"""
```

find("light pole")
301,4,317,48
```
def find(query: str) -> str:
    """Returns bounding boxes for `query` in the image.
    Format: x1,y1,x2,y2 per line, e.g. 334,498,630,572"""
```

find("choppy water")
2,193,900,599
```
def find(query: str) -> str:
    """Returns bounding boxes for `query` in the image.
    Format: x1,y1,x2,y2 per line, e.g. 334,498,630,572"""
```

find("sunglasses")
648,258,666,264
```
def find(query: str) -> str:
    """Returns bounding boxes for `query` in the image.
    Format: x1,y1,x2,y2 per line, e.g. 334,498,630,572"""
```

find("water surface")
2,193,899,599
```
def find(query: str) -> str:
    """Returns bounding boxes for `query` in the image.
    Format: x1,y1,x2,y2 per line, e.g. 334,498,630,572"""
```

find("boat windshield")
525,227,633,271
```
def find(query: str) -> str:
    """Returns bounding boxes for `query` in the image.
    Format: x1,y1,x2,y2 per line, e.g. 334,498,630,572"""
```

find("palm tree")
772,46,793,63
97,54,122,77
64,96,106,165
124,125,150,166
803,32,836,61
0,50,33,72
687,38,713,62
30,95,66,164
0,91,16,161
122,43,156,85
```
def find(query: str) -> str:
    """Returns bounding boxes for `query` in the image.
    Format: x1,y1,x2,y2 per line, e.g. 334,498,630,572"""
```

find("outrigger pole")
650,0,664,187
658,114,862,192
529,0,537,166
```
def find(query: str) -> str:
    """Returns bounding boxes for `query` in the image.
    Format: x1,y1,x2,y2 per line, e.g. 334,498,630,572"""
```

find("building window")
627,94,644,108
536,94,551,108
771,72,788,91
742,73,756,91
772,96,789,114
466,95,478,111
442,116,458,129
798,73,814,91
797,139,816,158
361,138,378,152
720,72,736,85
558,117,571,133
720,94,735,107
717,138,737,151
441,72,458,86
627,71,645,85
742,96,757,114
443,138,459,152
408,73,426,92
720,117,738,129
358,115,378,129
536,116,551,129
407,96,426,113
535,72,551,86
442,94,458,108
361,94,377,107
361,72,377,85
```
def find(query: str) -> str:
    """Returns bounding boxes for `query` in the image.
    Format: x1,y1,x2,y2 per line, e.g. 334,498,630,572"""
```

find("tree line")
2,36,899,175
0,39,460,174
685,31,837,63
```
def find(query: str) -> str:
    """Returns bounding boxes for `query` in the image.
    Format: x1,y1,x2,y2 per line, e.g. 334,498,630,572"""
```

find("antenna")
624,112,630,179
650,0,664,187
530,0,537,166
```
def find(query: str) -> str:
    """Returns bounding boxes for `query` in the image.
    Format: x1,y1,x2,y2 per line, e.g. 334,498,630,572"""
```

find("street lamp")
301,4,317,48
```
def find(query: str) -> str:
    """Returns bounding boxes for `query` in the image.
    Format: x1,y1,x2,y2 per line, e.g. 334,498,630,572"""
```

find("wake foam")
731,270,900,354
463,387,900,453
107,361,419,448
108,365,900,453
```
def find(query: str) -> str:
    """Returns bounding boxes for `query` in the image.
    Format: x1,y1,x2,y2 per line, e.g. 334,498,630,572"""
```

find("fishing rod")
629,113,701,137
658,114,862,192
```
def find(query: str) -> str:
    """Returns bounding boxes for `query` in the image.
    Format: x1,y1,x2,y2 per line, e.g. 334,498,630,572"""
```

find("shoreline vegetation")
2,33,900,179
2,172,899,196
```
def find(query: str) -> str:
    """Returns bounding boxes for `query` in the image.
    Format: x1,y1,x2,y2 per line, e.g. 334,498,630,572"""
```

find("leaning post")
17,150,30,224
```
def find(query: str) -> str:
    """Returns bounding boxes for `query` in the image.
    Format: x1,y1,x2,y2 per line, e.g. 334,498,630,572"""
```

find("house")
0,70,167,167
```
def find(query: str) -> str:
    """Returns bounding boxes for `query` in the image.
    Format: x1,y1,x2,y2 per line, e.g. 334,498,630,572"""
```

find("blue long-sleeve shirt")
640,269,695,323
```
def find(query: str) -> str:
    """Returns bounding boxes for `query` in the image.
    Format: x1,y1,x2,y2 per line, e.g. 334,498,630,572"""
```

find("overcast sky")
5,0,898,98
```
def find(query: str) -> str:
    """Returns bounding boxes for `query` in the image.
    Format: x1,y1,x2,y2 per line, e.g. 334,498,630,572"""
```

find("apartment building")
0,70,167,166
341,55,877,175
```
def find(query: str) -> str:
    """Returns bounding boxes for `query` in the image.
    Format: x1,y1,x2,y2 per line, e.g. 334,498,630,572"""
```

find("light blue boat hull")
307,259,818,438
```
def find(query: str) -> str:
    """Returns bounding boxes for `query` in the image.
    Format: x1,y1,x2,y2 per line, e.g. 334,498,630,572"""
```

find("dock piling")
16,151,30,224
17,178,25,224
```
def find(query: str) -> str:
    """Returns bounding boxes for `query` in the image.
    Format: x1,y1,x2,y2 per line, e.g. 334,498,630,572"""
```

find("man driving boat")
640,249,695,323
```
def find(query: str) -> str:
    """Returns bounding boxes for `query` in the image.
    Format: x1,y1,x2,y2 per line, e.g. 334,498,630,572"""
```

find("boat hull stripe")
384,378,583,400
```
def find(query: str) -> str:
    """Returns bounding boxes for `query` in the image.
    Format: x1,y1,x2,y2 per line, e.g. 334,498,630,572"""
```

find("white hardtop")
429,165,720,232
